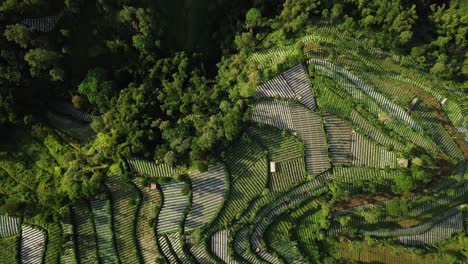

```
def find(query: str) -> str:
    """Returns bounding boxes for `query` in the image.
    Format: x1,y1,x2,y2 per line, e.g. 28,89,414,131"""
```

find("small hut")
397,158,409,168
408,97,419,111
270,162,276,173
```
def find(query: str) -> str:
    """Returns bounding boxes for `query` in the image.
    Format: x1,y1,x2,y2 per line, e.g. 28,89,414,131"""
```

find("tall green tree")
78,68,114,112
3,24,32,49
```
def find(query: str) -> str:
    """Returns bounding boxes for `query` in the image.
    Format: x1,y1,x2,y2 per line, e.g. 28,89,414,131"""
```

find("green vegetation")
246,125,306,192
210,135,268,230
105,176,141,263
0,125,104,219
327,234,468,264
0,235,19,264
72,200,99,263
44,222,62,264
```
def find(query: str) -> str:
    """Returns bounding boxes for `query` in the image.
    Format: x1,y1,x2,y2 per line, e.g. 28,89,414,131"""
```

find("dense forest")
0,0,466,221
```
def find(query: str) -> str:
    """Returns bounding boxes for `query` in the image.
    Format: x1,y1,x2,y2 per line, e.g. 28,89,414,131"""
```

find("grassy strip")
0,235,19,264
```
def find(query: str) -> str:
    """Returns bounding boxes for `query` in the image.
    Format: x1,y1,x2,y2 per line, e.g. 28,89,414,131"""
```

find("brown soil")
405,83,468,159
332,152,456,212
424,153,454,190
332,157,456,211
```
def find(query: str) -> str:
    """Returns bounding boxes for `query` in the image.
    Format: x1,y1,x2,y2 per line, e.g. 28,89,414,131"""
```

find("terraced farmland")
251,100,330,175
106,176,140,263
185,163,227,231
156,181,190,234
72,201,99,263
246,126,306,192
2,21,466,264
0,215,21,237
133,179,162,263
90,196,119,263
350,132,398,168
20,225,46,264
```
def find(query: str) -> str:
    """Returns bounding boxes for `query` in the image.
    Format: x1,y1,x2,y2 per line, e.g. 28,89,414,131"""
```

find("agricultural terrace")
0,6,466,263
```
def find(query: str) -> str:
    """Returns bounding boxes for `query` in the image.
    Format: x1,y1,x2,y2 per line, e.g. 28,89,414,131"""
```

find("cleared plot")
251,100,295,131
291,103,330,175
399,212,463,246
253,74,295,99
185,164,227,231
20,225,46,264
323,114,352,165
60,215,78,264
351,132,397,168
133,179,161,264
211,230,235,264
106,176,140,264
251,100,330,176
0,214,21,237
90,197,119,263
167,233,192,263
246,126,306,192
157,235,179,263
282,64,317,110
127,158,179,177
254,64,317,111
72,201,98,264
46,111,95,142
157,181,189,234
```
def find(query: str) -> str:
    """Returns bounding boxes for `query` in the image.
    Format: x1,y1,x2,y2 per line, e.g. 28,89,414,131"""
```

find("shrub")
181,184,190,196
72,95,86,109
391,173,414,194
